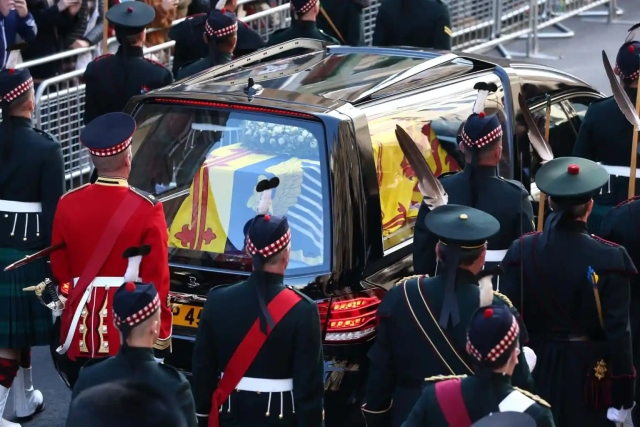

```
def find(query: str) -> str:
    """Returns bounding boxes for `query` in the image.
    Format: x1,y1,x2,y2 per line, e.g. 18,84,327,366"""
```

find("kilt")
0,247,52,348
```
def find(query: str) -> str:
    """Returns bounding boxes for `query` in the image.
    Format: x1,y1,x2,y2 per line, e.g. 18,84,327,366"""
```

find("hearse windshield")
128,102,330,276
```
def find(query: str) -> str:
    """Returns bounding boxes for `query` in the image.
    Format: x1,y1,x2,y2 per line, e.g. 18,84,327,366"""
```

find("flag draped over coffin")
370,120,461,236
168,143,324,268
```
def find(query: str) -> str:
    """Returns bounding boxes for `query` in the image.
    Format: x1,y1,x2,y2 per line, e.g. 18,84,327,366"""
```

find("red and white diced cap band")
614,63,640,81
461,125,503,148
294,0,317,14
2,77,33,103
113,294,161,328
82,135,133,157
466,316,519,363
205,20,238,37
246,229,291,258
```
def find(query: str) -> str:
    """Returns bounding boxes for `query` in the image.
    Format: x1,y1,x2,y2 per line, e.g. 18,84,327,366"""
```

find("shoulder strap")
434,379,472,427
402,279,474,375
208,289,302,427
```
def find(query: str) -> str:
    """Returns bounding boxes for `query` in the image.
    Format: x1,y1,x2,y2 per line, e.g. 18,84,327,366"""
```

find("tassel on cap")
477,266,503,308
122,245,151,282
472,82,498,115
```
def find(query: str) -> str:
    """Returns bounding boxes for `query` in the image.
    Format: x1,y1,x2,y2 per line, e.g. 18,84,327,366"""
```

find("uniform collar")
463,164,497,177
95,176,129,187
453,268,478,284
249,271,285,285
555,219,587,233
292,19,318,31
7,116,33,128
208,50,233,64
116,45,144,58
117,345,156,361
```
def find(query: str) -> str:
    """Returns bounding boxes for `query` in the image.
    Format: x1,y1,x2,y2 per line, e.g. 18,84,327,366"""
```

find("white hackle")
523,346,537,372
472,90,489,115
479,274,494,307
124,255,143,282
626,23,640,43
257,188,272,215
215,0,226,9
6,51,20,69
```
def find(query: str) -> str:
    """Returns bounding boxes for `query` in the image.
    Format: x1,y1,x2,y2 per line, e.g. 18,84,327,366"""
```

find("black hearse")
123,39,603,426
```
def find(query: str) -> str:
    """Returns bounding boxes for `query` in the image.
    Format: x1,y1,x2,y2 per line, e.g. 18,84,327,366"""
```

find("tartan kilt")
0,247,52,348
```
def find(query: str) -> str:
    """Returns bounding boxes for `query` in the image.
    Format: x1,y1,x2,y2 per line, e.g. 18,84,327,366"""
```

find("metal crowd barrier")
27,0,623,189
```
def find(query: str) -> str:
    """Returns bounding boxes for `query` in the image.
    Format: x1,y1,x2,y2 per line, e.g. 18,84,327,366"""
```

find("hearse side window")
128,102,330,276
365,74,506,251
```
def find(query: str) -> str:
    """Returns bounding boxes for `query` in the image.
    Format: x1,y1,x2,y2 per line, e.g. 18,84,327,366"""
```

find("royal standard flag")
168,143,325,268
369,119,461,236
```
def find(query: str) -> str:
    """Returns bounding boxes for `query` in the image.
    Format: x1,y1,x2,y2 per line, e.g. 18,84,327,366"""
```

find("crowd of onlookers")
0,0,279,82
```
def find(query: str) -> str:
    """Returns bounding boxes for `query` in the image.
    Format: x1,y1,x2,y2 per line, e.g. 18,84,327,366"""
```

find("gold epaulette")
493,291,513,307
395,274,429,287
513,387,551,408
129,186,157,205
61,183,90,199
424,374,467,382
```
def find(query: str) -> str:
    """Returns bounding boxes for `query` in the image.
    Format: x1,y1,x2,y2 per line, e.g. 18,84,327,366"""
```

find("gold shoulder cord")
424,374,467,383
402,282,456,375
493,291,514,308
513,387,551,408
416,282,474,374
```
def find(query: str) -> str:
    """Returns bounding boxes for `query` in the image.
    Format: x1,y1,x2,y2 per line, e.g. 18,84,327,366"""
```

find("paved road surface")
8,2,640,426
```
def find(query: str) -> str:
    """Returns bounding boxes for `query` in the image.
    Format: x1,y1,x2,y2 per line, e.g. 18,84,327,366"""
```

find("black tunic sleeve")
192,291,220,423
82,62,98,125
430,2,452,50
572,104,598,160
363,287,398,412
413,201,438,276
39,140,65,246
498,237,525,314
401,383,433,427
291,301,324,427
601,247,636,409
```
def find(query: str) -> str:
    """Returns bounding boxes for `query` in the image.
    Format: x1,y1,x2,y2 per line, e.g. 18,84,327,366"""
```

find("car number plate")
172,303,202,328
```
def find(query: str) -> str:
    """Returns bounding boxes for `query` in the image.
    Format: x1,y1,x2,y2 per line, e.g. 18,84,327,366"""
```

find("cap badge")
567,164,580,175
459,214,468,220
127,6,133,12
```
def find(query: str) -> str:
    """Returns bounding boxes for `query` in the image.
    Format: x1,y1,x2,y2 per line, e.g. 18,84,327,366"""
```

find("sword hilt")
23,278,50,297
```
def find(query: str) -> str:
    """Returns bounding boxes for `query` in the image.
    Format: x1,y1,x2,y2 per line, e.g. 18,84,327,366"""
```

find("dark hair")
66,380,187,427
548,198,590,220
436,242,485,267
116,33,142,47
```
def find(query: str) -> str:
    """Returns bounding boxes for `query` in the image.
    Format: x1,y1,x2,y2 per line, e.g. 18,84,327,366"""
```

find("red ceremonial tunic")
50,177,172,361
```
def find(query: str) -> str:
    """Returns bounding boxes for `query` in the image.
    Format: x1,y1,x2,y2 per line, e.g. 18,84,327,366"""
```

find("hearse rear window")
128,102,329,275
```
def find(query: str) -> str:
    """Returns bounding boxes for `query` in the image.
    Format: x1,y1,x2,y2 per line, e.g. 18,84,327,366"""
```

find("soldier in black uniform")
66,380,189,427
0,65,65,426
176,9,238,79
169,0,265,76
192,178,324,427
500,157,636,427
316,0,369,46
82,1,173,125
266,0,340,60
362,204,533,427
414,83,534,276
372,0,452,50
404,304,555,427
597,196,640,425
573,40,640,232
71,280,197,427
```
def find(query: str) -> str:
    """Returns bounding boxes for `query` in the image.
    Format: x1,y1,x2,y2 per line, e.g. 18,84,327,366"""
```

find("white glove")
154,357,165,364
607,404,634,424
523,346,536,372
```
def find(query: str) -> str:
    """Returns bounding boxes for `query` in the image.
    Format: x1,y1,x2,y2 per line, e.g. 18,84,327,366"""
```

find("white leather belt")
222,373,293,392
56,276,123,355
600,164,640,178
485,249,507,263
0,199,42,213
